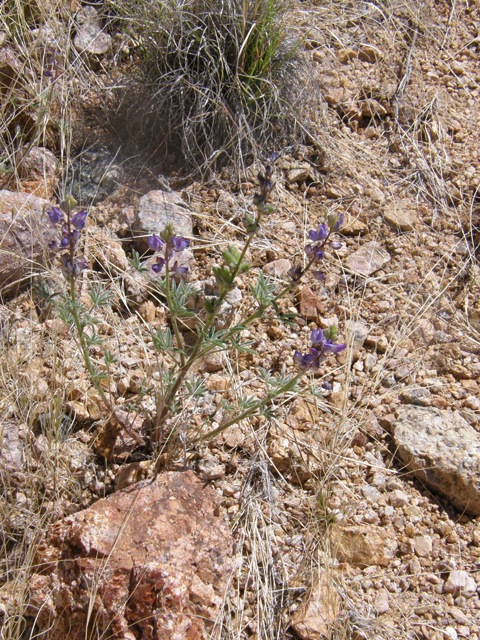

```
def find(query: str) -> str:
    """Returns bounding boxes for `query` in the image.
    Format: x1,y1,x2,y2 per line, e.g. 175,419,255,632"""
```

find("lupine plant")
45,196,145,446
44,158,346,461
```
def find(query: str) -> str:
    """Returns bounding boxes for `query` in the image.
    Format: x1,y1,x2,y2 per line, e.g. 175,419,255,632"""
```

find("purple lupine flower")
171,261,188,276
152,257,166,273
294,329,346,372
171,236,189,252
47,206,64,224
324,340,346,354
61,229,80,248
305,245,325,261
309,223,328,242
311,328,325,347
60,254,87,279
148,234,164,252
71,210,88,230
294,348,320,372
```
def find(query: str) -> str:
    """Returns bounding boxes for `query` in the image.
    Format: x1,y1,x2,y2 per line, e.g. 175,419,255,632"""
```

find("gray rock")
287,164,313,184
14,146,58,199
383,200,417,232
444,571,477,598
345,241,391,276
393,406,480,516
0,421,24,486
400,387,432,406
414,535,433,557
374,589,390,614
73,6,113,58
133,190,194,253
67,144,124,205
0,190,56,296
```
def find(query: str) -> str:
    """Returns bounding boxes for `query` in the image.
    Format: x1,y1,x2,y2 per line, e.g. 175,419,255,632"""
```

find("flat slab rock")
345,241,391,277
29,471,233,640
394,406,480,516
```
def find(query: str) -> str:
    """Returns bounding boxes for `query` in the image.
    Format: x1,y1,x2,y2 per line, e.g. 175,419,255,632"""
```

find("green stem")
155,213,261,432
164,259,186,368
192,372,303,444
234,229,333,330
69,280,145,446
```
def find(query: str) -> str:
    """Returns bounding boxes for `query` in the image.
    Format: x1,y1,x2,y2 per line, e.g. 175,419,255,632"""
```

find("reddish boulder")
29,471,233,640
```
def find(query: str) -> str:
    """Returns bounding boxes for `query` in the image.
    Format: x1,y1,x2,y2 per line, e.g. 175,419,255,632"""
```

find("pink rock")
332,525,397,567
0,190,57,296
263,258,292,277
291,571,339,639
30,471,233,639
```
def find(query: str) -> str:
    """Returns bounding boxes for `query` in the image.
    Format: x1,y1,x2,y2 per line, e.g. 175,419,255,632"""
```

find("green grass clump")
109,0,303,171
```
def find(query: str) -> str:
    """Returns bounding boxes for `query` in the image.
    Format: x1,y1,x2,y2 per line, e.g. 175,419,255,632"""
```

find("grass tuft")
107,0,305,172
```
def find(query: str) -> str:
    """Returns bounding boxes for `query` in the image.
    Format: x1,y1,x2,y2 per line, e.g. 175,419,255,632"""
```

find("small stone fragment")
298,288,325,321
114,460,153,490
197,458,226,480
444,571,477,598
15,146,58,199
389,490,409,508
383,200,417,232
287,164,313,184
263,258,292,277
359,44,383,63
342,218,368,236
337,47,357,63
414,535,433,557
400,387,431,406
374,588,390,614
73,6,113,58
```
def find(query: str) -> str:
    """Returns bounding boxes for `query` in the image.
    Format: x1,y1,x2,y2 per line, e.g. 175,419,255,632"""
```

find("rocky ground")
1,1,480,639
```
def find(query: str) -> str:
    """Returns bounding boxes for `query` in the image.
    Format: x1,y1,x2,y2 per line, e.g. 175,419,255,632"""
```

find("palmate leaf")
84,330,104,347
89,283,112,308
151,326,173,352
239,396,258,411
128,249,149,273
251,272,275,306
230,335,257,355
185,376,208,398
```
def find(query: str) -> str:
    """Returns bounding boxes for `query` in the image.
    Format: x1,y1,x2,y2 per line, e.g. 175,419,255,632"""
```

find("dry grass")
105,0,312,174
